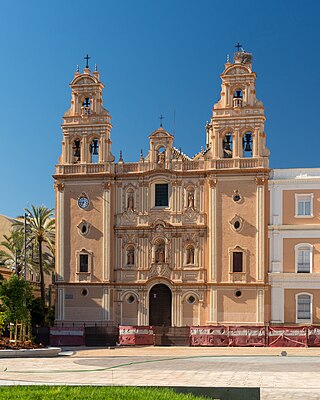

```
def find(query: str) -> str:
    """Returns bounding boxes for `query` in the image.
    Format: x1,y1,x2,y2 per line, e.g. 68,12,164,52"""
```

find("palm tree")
0,229,25,275
24,206,55,304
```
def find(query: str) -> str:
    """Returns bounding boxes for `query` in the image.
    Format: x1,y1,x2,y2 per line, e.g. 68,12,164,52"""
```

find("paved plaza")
0,346,320,399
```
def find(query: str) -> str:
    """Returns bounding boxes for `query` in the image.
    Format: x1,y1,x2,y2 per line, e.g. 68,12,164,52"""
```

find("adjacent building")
269,168,320,325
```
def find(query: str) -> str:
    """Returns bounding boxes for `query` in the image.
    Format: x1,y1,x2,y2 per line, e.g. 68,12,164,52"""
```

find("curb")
0,347,61,358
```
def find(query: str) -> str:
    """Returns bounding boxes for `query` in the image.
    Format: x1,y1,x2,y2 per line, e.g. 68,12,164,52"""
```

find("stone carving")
122,234,137,248
126,246,135,265
155,241,165,263
127,191,134,210
187,191,195,209
149,264,171,279
186,246,195,265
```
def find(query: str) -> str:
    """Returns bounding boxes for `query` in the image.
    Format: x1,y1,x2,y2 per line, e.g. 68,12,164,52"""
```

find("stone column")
232,129,237,158
213,128,219,159
99,133,105,162
81,136,86,163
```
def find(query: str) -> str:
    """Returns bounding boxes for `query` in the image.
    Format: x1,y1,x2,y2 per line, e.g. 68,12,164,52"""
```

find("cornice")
268,224,320,231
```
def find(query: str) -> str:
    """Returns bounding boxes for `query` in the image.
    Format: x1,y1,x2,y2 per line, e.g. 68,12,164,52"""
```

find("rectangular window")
297,295,311,320
155,184,169,207
79,254,89,272
295,194,313,217
233,252,243,272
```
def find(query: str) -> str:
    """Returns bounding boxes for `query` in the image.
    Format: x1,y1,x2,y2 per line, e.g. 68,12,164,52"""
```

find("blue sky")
0,0,320,217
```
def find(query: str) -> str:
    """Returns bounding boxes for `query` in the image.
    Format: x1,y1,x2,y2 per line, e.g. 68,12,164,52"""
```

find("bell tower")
54,59,115,324
60,63,114,165
206,48,269,163
206,47,270,325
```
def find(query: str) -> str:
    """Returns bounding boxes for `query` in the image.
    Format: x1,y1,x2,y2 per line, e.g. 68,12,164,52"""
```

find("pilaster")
256,178,265,282
209,178,217,282
55,182,65,281
102,288,110,320
103,182,111,281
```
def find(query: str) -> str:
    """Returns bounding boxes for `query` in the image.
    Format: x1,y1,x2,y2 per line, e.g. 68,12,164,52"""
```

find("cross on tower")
159,114,165,127
235,42,242,52
84,53,91,69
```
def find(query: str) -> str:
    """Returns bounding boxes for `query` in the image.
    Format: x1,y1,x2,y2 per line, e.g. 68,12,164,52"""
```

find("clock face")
78,195,89,209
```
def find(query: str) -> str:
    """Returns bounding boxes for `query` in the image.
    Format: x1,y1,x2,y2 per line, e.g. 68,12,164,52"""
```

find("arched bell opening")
223,133,233,158
89,138,99,163
81,97,92,116
233,88,243,108
72,139,81,163
242,131,253,158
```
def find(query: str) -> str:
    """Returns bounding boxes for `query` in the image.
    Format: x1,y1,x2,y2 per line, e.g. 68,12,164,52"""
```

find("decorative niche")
77,219,91,237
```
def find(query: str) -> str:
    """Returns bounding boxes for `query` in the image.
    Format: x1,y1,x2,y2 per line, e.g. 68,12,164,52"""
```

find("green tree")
24,206,55,305
0,275,32,325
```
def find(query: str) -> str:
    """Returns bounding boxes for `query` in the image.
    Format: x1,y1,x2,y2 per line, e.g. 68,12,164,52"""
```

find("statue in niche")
127,247,134,265
187,246,195,265
127,191,134,211
187,191,195,209
155,242,165,263
157,150,165,167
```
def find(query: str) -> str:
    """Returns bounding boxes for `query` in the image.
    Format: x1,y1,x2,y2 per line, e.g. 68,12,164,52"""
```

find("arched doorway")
149,284,172,326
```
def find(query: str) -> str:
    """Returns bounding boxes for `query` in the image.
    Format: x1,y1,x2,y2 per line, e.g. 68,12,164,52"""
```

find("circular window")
235,290,242,298
81,225,87,234
127,295,135,304
232,191,242,203
81,288,88,297
187,295,196,304
234,220,241,230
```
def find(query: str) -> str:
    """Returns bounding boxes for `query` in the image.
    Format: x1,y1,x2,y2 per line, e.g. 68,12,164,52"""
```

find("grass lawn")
0,386,209,400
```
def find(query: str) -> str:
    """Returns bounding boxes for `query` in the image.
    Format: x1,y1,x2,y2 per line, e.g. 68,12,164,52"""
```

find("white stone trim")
269,225,320,232
269,273,320,288
271,286,284,323
270,168,320,181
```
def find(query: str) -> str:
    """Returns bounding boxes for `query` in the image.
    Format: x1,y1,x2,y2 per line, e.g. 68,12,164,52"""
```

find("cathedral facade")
54,49,317,329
